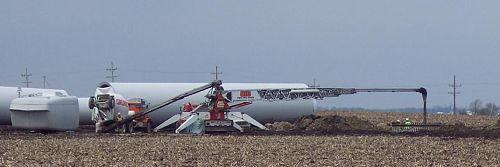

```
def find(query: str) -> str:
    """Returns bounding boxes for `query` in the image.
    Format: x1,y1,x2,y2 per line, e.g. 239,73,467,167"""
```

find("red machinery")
154,82,259,133
126,98,152,133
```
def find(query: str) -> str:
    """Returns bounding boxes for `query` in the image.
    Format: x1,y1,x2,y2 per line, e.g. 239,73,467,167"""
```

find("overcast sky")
1,1,499,109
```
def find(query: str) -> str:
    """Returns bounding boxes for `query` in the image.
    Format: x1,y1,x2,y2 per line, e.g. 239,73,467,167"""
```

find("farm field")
318,110,499,127
0,111,498,166
0,133,499,166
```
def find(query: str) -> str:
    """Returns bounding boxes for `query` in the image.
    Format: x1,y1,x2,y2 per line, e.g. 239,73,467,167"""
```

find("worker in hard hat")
404,118,412,125
403,118,412,132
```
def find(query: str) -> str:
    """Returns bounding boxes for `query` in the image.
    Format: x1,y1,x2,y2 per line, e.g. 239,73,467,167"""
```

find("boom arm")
353,88,428,123
227,87,428,123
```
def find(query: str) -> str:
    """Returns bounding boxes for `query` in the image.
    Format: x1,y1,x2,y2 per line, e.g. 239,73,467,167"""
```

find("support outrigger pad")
227,112,268,131
175,115,200,133
154,114,181,132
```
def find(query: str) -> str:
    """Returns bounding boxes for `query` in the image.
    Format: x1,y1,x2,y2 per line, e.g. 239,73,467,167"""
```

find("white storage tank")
94,82,317,125
0,86,69,125
10,96,79,131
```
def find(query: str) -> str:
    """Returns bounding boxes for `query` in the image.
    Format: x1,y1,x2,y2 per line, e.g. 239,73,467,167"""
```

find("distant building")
465,110,473,116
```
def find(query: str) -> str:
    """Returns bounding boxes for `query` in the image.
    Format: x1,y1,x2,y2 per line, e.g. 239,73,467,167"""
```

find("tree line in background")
463,99,499,116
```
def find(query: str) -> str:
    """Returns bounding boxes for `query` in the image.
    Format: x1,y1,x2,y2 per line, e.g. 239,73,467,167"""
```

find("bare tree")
484,102,498,116
469,99,482,115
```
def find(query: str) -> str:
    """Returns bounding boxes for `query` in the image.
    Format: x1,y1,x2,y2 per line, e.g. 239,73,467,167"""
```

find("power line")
106,62,118,82
448,75,462,115
21,68,32,88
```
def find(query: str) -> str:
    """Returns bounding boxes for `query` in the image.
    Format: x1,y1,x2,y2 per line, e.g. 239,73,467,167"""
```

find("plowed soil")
0,112,499,166
0,133,498,166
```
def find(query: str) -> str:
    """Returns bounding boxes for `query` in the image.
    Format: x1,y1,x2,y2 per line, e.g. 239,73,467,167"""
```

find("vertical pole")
449,75,461,115
106,62,118,82
215,66,218,80
423,95,427,124
309,79,320,88
421,88,428,124
21,68,32,88
111,62,115,82
211,66,222,81
453,75,456,115
43,76,46,88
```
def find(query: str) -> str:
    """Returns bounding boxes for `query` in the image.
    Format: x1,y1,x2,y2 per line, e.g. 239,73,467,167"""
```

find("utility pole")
42,76,48,88
211,66,222,80
21,68,32,88
309,78,320,88
106,62,118,82
448,75,461,115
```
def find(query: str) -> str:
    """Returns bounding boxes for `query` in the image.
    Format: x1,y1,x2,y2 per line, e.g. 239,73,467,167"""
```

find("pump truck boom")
228,87,427,123
155,87,428,133
89,79,428,133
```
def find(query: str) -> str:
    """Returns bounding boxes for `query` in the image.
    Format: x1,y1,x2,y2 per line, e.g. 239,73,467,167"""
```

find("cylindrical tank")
93,82,317,125
0,86,69,125
78,98,94,125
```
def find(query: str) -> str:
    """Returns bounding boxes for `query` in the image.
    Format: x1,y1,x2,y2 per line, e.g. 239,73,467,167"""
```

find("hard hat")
405,118,410,121
396,120,401,122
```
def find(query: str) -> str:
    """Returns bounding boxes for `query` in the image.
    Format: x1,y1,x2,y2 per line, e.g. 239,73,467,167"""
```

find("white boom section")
227,87,428,123
227,87,426,101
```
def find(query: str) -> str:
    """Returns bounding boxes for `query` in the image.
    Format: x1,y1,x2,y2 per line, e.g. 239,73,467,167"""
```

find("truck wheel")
95,123,102,133
129,123,135,133
117,124,127,133
146,122,152,133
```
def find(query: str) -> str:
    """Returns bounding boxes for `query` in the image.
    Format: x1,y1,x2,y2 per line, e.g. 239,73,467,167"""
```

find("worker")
183,103,194,112
396,119,401,124
404,118,412,125
402,118,413,132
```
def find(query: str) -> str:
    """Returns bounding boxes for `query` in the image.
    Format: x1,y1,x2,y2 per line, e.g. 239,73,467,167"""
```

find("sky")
1,1,499,109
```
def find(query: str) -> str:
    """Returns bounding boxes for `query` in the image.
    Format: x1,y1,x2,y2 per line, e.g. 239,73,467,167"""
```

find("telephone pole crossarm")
106,62,118,82
21,68,32,88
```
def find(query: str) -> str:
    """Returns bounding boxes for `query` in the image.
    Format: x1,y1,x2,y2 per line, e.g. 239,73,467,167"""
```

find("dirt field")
0,111,499,166
0,133,499,166
319,110,499,128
